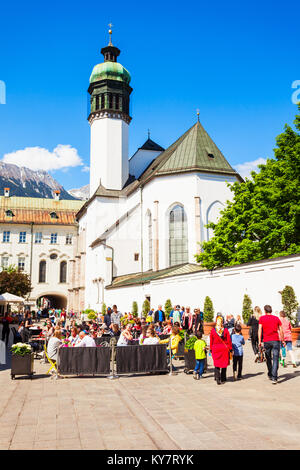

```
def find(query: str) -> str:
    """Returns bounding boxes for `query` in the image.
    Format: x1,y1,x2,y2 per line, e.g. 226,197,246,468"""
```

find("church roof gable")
139,121,242,183
139,138,165,152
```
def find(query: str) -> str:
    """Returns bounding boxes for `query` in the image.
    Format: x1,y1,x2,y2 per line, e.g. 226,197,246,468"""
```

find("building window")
65,233,72,245
50,233,58,244
5,210,14,217
2,231,10,243
19,231,26,243
39,260,46,283
101,94,105,109
50,212,58,219
18,257,25,272
60,261,67,283
134,253,139,261
35,232,42,244
169,205,188,267
1,256,9,269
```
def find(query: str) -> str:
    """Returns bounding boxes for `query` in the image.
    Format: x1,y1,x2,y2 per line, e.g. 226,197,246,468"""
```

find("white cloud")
234,158,267,179
82,165,90,173
2,144,83,172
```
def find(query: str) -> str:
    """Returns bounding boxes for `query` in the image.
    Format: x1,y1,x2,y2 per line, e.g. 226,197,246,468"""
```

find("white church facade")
68,33,247,313
67,33,300,316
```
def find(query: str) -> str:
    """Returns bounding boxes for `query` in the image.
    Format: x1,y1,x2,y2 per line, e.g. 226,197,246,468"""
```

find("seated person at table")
43,319,54,340
117,324,133,346
110,323,121,338
139,325,149,344
143,329,159,345
159,326,181,355
47,330,63,362
162,320,172,335
75,330,96,347
155,322,163,334
69,327,80,346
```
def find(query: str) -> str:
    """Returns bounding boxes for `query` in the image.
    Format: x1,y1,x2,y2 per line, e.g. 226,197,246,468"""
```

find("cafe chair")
43,344,58,376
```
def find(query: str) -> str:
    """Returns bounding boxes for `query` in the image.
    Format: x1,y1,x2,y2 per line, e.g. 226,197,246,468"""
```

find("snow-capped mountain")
68,184,90,200
0,161,77,199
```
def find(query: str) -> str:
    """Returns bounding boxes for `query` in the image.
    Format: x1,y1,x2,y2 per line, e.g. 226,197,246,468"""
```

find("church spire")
101,23,120,62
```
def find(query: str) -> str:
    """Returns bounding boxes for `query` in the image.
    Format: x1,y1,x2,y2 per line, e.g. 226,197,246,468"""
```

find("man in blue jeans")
258,305,285,384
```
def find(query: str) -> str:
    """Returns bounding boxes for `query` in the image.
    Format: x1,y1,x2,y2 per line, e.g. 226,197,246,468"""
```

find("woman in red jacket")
210,315,232,385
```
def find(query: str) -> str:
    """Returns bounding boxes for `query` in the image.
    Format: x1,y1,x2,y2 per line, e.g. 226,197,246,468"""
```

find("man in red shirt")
258,305,285,384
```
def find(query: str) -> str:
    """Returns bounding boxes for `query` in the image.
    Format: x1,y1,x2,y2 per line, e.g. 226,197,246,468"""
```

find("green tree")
280,285,299,327
195,106,300,270
0,268,31,298
132,301,138,317
242,294,253,324
142,299,150,317
164,299,172,319
101,302,107,316
203,296,214,322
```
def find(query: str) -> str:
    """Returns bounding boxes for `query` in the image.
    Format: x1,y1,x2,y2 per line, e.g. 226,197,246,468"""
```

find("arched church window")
60,261,67,283
101,94,105,109
39,260,46,283
169,205,188,266
95,95,99,110
115,95,119,110
109,94,113,109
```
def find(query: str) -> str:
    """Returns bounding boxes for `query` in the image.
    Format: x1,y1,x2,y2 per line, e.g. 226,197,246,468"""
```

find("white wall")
102,255,300,318
90,117,129,195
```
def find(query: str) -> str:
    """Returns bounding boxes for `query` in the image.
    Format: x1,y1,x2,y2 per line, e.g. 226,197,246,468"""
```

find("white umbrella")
0,292,25,303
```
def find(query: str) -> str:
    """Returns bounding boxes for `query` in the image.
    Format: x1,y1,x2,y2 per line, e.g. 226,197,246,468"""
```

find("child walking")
231,324,245,380
193,332,207,380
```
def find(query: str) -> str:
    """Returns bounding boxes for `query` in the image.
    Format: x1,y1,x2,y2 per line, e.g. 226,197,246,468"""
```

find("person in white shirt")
143,329,159,345
75,331,96,347
47,330,62,361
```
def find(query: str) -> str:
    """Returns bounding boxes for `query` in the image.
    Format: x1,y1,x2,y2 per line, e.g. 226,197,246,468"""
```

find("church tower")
88,27,132,195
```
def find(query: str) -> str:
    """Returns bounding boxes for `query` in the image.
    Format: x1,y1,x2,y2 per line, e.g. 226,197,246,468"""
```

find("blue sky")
0,0,299,190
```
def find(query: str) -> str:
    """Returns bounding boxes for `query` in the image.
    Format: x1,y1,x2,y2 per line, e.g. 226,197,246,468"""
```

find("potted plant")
132,301,138,317
280,286,300,343
203,296,215,335
164,299,172,319
183,335,197,372
241,294,252,340
11,343,34,380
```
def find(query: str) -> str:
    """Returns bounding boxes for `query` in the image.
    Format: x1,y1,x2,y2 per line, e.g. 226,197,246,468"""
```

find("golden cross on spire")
108,23,113,45
196,108,200,122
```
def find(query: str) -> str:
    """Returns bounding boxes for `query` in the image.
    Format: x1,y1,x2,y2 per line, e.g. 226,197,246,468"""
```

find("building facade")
71,34,247,314
0,189,84,309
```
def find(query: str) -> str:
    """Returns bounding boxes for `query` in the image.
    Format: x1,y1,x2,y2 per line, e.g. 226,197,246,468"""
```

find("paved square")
0,341,299,450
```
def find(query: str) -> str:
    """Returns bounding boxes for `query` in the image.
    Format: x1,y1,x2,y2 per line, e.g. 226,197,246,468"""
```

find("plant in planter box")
11,343,32,356
142,299,150,317
280,286,299,327
11,343,34,379
132,301,138,317
203,296,214,322
185,335,197,350
242,294,253,325
164,299,172,319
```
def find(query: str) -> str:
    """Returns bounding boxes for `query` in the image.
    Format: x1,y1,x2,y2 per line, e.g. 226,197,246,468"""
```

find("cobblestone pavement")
0,341,299,450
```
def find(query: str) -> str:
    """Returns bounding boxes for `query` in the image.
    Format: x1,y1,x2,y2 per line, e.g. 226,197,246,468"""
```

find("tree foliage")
0,268,32,298
195,107,300,270
101,302,107,316
280,285,299,327
203,296,214,322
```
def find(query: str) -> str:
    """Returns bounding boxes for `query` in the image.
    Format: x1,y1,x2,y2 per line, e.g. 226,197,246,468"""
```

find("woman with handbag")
210,315,232,385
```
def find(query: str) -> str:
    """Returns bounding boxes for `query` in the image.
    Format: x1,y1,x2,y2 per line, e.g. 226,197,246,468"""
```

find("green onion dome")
89,62,131,85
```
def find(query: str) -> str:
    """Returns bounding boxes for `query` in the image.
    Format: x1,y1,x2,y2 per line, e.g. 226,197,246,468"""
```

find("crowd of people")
1,301,298,384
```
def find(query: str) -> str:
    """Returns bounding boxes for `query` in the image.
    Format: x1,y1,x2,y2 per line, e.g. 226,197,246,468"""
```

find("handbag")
218,330,232,364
